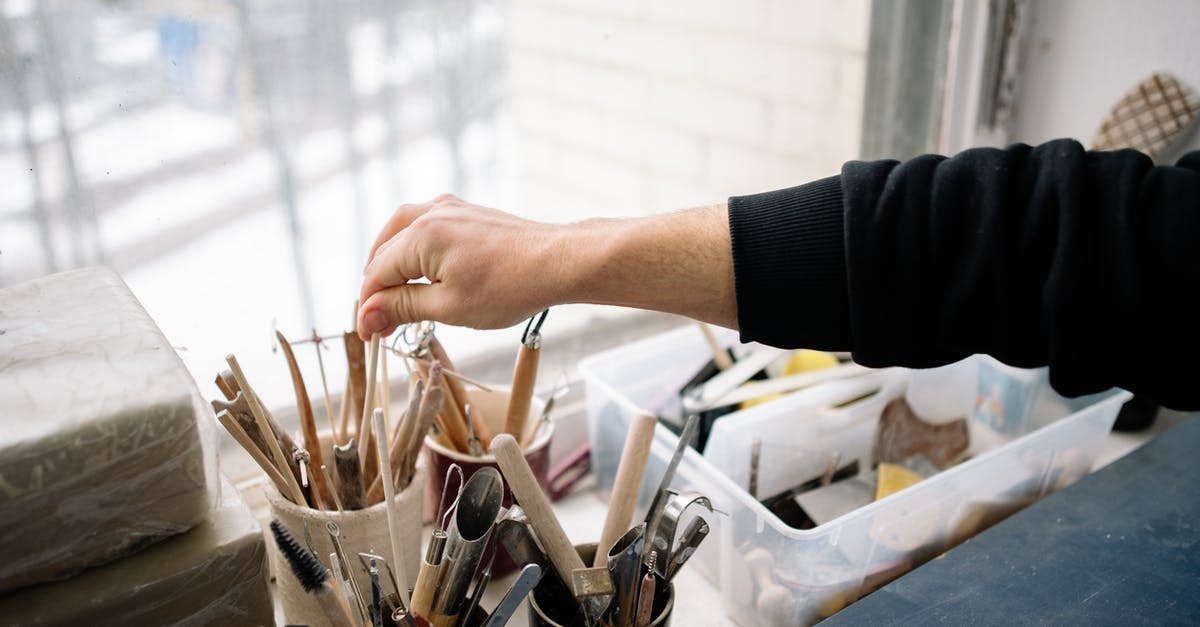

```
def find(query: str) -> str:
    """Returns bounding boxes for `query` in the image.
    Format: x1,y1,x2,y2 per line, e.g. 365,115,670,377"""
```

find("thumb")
357,284,443,340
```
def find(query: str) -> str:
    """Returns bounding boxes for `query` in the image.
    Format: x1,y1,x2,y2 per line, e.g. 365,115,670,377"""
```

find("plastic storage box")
580,325,1130,626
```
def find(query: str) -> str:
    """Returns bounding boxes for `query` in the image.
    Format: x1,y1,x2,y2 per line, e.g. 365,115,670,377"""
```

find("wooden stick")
366,376,424,502
490,434,585,595
594,412,657,567
333,440,367,510
503,340,540,439
343,331,367,438
358,333,381,467
321,464,344,512
400,380,445,487
311,330,340,445
225,354,307,504
276,330,332,509
429,336,491,447
374,408,413,612
696,322,732,370
217,410,294,499
381,345,392,434
416,360,471,453
337,369,352,443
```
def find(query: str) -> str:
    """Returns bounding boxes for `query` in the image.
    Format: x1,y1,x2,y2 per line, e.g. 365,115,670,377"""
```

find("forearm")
557,204,737,328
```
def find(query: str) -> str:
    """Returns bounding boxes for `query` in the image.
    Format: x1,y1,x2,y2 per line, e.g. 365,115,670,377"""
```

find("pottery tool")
595,412,657,568
431,467,504,626
748,438,761,499
213,370,307,491
642,414,699,571
419,360,471,453
495,506,548,569
412,465,464,619
225,355,307,504
308,329,342,444
484,564,542,627
696,322,732,370
491,434,611,624
366,376,423,503
634,553,657,627
400,372,447,486
704,363,870,412
873,397,968,468
327,521,371,624
374,409,413,612
604,524,647,626
321,464,344,512
381,345,392,432
503,310,547,438
460,545,495,627
648,491,713,579
465,405,485,457
276,330,332,508
358,333,382,477
666,516,709,580
358,552,409,623
368,555,383,627
216,410,294,499
271,520,357,627
744,548,796,626
521,373,568,448
429,335,491,447
333,439,367,509
342,331,368,437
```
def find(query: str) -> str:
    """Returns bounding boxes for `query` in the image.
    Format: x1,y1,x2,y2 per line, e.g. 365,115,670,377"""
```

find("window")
1,0,874,408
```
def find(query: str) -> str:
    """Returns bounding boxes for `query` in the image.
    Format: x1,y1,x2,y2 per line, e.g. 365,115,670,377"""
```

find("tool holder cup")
424,388,552,569
527,544,675,627
266,432,425,627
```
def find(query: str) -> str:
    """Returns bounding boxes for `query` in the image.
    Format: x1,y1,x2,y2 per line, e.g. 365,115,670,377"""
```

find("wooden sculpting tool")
491,434,611,624
333,439,367,509
213,369,307,490
412,465,464,619
634,553,657,627
399,375,443,488
373,408,413,612
321,464,344,512
366,377,424,503
417,360,470,453
271,520,357,627
225,355,307,504
696,321,733,370
503,310,547,439
343,331,367,438
642,414,699,570
358,332,382,483
276,330,333,507
310,329,341,444
217,410,294,499
429,335,491,447
594,412,657,568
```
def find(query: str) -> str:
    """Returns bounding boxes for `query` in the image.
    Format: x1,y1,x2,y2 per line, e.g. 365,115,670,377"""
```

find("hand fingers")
357,284,447,340
359,230,427,315
365,202,433,267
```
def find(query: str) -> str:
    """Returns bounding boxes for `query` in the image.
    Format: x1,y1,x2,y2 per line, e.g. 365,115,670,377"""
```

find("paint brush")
276,330,332,508
270,520,357,627
594,412,657,568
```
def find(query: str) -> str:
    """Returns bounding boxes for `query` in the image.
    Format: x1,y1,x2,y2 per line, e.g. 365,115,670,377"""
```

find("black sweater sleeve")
728,139,1200,409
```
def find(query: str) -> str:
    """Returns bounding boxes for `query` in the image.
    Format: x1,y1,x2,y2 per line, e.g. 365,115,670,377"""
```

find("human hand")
357,194,737,341
358,195,570,339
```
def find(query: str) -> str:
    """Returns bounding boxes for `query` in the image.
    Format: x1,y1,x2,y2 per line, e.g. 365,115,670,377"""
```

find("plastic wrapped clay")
0,268,216,592
0,478,271,626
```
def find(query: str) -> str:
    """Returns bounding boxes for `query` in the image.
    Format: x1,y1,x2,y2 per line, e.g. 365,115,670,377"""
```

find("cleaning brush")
270,519,358,627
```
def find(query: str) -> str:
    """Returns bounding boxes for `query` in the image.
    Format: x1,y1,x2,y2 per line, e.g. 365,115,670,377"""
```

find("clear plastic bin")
579,325,1130,626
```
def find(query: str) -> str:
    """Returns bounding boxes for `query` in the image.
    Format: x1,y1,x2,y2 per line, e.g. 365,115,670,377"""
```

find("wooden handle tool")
594,412,657,567
333,439,367,510
276,330,332,508
342,331,367,438
374,408,413,612
401,376,446,486
417,359,470,453
216,410,294,499
429,336,491,446
358,333,382,486
225,355,307,504
696,322,733,370
503,337,541,439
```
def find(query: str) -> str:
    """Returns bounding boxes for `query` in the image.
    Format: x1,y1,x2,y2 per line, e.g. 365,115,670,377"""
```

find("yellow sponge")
875,463,924,500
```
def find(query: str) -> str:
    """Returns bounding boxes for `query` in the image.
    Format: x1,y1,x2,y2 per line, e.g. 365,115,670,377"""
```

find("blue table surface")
822,416,1200,626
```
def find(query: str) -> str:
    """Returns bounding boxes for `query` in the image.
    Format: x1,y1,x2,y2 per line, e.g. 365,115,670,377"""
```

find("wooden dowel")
321,464,344,512
399,379,445,487
697,322,732,370
417,360,470,453
491,434,584,594
343,331,367,438
337,369,351,443
594,412,657,567
225,355,307,504
358,333,381,467
312,331,340,445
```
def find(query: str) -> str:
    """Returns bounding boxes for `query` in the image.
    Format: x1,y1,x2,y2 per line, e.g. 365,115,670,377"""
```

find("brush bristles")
270,519,327,593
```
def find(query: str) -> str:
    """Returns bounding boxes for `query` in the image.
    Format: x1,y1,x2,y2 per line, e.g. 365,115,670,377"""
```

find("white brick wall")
508,0,869,219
